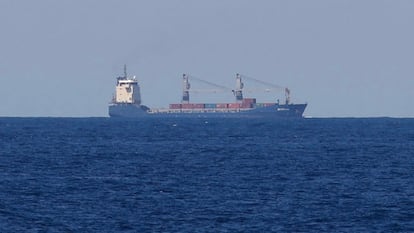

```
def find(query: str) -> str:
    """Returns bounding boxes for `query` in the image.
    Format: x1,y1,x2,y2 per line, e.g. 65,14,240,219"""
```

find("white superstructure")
113,65,142,104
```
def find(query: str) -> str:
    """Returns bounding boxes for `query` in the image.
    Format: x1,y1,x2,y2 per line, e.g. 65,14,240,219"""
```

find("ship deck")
148,108,253,114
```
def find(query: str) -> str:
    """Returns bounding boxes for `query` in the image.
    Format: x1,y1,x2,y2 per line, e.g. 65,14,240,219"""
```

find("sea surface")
0,117,413,232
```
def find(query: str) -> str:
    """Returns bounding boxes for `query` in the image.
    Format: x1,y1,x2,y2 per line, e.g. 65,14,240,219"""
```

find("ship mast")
124,64,127,78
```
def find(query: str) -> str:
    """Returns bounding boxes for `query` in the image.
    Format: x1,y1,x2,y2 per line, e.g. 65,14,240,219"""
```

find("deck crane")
238,74,292,104
181,74,232,103
182,74,190,103
233,73,244,102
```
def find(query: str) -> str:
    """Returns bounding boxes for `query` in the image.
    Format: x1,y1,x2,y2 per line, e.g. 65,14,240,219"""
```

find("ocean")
0,117,413,232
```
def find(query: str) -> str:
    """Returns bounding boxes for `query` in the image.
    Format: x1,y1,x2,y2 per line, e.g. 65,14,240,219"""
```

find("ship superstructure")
112,65,141,104
109,67,307,118
108,66,149,117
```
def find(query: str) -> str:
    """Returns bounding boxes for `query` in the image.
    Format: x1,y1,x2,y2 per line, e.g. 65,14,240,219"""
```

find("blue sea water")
0,117,413,232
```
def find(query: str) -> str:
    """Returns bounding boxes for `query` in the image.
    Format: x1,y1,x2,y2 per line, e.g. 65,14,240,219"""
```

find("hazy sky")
1,0,413,117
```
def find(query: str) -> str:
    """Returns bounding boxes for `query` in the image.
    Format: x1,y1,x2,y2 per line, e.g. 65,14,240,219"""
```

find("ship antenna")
124,64,127,78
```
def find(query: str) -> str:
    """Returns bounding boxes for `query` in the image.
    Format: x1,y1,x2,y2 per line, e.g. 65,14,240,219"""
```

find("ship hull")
108,103,149,117
108,103,307,118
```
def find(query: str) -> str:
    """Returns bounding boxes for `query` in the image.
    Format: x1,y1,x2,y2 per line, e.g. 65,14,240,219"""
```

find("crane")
238,74,292,104
180,73,293,104
181,74,233,103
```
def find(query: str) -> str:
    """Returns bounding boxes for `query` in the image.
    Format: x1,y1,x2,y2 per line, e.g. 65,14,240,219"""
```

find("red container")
241,103,252,108
182,103,195,109
169,104,182,109
216,103,228,108
228,103,241,109
242,98,256,104
193,104,205,109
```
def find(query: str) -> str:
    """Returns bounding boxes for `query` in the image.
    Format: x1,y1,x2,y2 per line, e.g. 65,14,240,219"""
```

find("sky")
0,0,413,117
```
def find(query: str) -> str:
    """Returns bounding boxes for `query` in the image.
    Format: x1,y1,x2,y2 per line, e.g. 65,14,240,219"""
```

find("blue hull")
108,104,149,117
109,103,307,118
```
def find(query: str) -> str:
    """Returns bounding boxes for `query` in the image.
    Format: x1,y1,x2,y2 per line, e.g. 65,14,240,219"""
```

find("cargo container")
169,104,182,109
228,103,241,108
216,103,228,108
242,98,256,104
241,103,252,108
182,103,195,109
204,104,216,109
193,103,205,109
263,103,275,107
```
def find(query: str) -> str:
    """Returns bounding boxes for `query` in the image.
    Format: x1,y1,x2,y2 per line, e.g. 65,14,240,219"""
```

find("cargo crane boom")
239,74,284,89
239,74,292,104
182,74,233,103
187,75,232,92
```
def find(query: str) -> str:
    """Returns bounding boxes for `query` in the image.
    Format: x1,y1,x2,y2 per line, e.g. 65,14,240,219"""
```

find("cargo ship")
108,66,307,118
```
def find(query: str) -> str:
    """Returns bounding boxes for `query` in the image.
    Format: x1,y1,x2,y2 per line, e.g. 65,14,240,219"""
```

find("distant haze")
1,0,413,117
